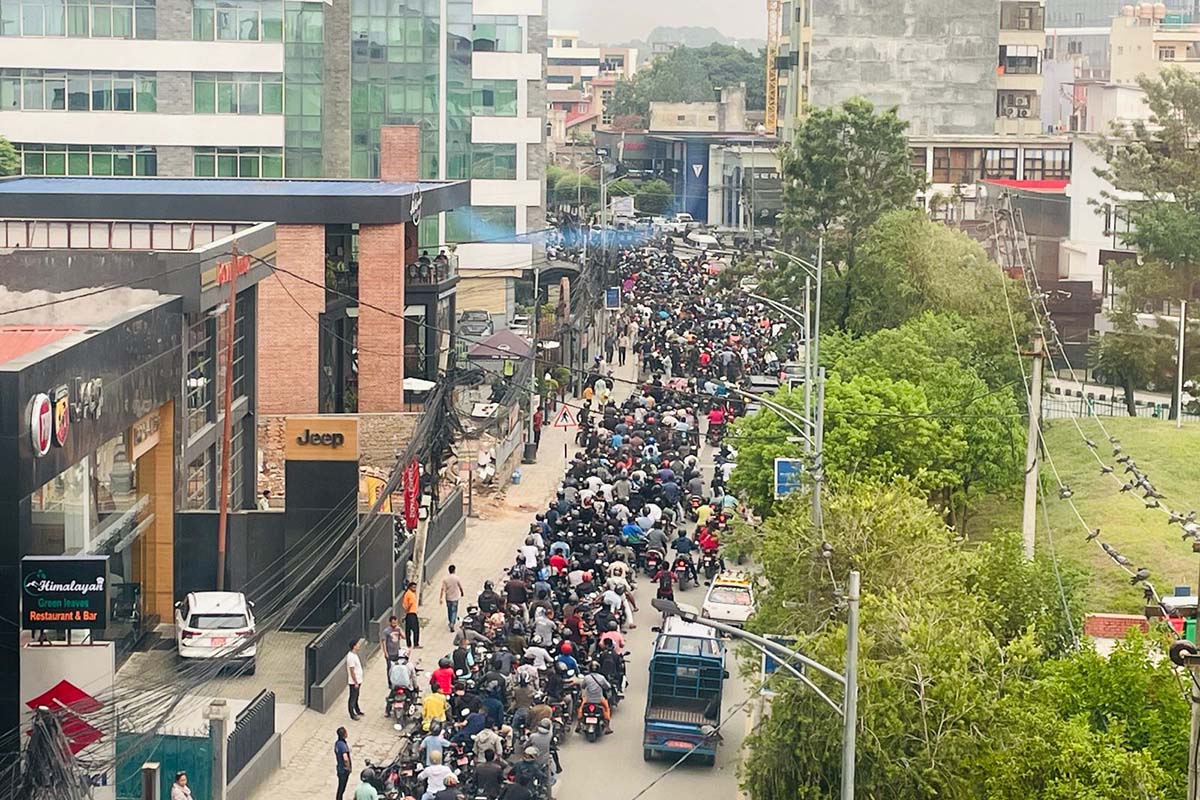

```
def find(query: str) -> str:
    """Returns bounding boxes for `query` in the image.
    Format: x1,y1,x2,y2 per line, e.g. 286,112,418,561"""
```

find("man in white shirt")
417,750,454,800
345,640,365,720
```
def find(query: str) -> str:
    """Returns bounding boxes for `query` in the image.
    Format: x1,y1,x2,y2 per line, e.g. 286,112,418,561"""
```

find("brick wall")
379,126,420,182
357,224,405,411
258,224,323,415
1083,613,1149,639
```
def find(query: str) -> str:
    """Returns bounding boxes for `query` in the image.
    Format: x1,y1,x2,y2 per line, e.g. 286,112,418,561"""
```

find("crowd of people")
341,236,797,800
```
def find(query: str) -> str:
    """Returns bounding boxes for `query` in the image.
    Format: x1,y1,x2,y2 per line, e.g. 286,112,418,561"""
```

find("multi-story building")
545,28,635,135
777,0,1047,138
1110,2,1200,84
0,0,547,325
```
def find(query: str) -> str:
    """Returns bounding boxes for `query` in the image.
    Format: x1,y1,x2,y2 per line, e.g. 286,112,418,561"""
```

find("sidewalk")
250,383,607,800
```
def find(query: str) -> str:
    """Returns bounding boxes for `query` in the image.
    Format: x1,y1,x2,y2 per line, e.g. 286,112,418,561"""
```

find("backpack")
658,571,673,593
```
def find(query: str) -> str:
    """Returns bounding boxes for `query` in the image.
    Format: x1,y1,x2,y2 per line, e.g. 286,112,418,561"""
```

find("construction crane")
765,0,782,131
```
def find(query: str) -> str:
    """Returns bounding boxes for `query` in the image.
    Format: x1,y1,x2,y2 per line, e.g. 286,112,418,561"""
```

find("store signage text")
70,377,104,422
29,393,52,457
296,429,346,448
21,556,109,630
217,254,251,286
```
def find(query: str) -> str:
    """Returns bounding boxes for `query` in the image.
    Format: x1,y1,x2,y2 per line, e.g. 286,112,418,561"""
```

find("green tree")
0,136,18,177
606,178,636,197
553,172,597,210
605,44,767,124
771,97,924,328
545,164,572,209
634,178,673,215
1097,66,1200,418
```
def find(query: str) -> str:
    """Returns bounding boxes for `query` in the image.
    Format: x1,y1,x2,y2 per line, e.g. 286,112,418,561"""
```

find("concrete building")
0,0,547,326
1110,2,1200,84
707,142,782,232
649,85,748,133
777,0,1047,138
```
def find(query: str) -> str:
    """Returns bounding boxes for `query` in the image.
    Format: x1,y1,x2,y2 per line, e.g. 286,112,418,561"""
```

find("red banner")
403,459,421,530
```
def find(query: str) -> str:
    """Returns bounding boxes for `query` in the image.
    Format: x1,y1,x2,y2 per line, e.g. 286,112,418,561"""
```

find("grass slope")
974,417,1200,614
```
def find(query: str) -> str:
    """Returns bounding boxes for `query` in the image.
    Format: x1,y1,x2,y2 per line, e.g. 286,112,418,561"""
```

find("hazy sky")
548,0,767,44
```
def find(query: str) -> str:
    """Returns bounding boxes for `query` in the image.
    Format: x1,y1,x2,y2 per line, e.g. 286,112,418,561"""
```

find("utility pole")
1190,658,1200,800
813,366,825,529
841,570,860,800
803,274,812,456
813,236,823,374
1176,299,1188,430
1021,329,1045,560
215,243,239,590
528,265,540,444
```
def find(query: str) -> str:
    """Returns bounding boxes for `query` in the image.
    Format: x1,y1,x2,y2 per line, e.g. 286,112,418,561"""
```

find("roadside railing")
227,690,275,780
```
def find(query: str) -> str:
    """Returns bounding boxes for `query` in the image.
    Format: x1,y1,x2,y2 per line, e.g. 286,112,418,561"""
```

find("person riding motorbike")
575,665,613,734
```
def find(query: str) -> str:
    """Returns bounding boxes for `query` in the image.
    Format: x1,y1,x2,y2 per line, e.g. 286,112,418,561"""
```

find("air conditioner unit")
1018,108,1031,117
1014,95,1030,107
1006,106,1018,117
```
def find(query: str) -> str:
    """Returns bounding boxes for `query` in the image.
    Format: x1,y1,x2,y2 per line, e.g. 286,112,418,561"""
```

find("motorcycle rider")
477,580,502,615
575,665,613,734
386,649,417,717
473,749,506,800
670,529,700,585
528,718,561,777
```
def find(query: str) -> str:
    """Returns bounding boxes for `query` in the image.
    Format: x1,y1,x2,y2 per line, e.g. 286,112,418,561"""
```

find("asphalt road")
554,575,752,800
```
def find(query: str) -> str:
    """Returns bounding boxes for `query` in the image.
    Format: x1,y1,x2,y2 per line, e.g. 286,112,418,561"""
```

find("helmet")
530,634,544,646
524,746,540,758
614,585,625,594
556,661,568,673
361,768,376,783
588,659,600,672
525,535,536,546
397,648,410,661
438,657,451,669
484,580,495,591
430,720,442,735
560,642,573,656
607,620,619,631
538,718,552,733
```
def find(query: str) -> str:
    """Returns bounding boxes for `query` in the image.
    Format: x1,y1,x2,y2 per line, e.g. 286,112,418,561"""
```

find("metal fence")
227,690,275,780
424,489,464,565
1043,394,1200,422
304,602,363,708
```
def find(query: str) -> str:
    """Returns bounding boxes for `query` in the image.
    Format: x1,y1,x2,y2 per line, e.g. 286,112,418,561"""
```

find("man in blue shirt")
335,727,352,800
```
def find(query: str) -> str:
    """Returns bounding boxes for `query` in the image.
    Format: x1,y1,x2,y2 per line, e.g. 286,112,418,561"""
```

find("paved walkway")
251,373,622,800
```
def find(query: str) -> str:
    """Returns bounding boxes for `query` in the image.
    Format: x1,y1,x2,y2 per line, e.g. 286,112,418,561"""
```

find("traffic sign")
760,635,799,696
773,457,804,499
604,287,621,310
552,406,578,429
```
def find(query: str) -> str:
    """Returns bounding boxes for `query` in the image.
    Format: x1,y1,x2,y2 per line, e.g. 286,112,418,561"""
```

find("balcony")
405,254,459,292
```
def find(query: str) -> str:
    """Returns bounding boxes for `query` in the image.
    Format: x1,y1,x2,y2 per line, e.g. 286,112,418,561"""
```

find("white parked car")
701,573,754,626
662,213,697,235
175,591,257,674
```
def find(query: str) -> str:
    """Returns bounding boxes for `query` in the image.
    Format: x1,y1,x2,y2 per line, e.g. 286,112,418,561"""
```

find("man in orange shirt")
402,581,421,648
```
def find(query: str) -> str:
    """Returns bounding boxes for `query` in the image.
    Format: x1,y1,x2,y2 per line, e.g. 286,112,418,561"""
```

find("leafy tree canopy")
0,136,18,177
606,44,766,125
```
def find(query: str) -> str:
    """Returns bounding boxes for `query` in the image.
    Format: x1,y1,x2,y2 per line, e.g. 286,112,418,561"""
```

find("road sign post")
773,457,805,499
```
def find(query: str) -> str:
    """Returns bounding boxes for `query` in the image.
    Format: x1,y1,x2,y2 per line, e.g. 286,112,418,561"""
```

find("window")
1023,148,1071,180
471,15,520,52
471,79,517,116
193,72,283,114
283,1,324,177
982,148,1018,179
1,0,154,37
910,147,928,176
193,146,284,177
560,38,571,47
1000,44,1040,75
931,147,980,184
1158,46,1176,61
186,313,215,435
193,0,281,40
186,449,212,510
14,143,156,175
0,69,155,111
1067,39,1082,55
467,143,516,179
444,205,516,243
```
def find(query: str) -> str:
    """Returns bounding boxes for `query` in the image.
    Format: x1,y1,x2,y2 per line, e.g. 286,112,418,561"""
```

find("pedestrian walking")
439,565,464,631
402,581,421,647
334,727,352,800
346,640,365,720
617,333,629,366
380,614,404,664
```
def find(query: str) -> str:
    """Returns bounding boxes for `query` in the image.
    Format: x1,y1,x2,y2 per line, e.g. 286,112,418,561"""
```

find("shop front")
0,296,182,739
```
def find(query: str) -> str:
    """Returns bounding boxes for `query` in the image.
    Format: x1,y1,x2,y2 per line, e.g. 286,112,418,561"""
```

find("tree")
606,178,637,198
1097,66,1200,418
772,97,924,329
552,172,597,210
604,44,767,125
0,136,18,177
634,178,673,216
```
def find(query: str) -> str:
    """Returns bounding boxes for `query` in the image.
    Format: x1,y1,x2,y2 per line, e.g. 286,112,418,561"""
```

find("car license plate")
665,740,693,749
211,637,226,647
584,716,599,724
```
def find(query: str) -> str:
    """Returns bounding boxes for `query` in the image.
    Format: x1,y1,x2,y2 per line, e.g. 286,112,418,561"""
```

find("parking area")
115,629,311,733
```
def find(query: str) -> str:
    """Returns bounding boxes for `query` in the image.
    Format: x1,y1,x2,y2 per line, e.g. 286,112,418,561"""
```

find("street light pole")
528,265,540,444
813,365,825,529
651,574,860,800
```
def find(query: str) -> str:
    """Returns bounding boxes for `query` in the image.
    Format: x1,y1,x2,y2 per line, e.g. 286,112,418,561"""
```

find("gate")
116,730,212,800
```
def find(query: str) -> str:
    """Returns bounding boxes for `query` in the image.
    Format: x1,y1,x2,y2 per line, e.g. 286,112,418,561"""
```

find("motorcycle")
673,556,692,591
385,685,420,729
706,422,725,446
687,494,703,521
580,701,604,743
701,552,719,581
643,549,663,578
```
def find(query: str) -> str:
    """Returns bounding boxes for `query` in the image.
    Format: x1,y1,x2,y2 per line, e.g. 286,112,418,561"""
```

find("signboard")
361,474,393,513
610,195,635,217
21,641,117,799
283,416,359,462
52,384,70,447
552,406,578,429
410,187,424,226
759,634,799,697
594,146,610,158
773,457,805,499
402,458,421,530
29,392,52,457
21,555,110,630
216,253,251,286
604,287,622,311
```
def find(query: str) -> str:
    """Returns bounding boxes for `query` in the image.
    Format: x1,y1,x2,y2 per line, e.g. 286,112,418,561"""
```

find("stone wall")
255,412,422,500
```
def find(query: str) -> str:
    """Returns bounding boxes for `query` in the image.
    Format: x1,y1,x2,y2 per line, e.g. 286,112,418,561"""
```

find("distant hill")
586,26,766,62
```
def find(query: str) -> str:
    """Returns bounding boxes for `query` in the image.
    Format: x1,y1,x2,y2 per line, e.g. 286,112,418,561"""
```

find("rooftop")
0,326,81,365
0,176,471,225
